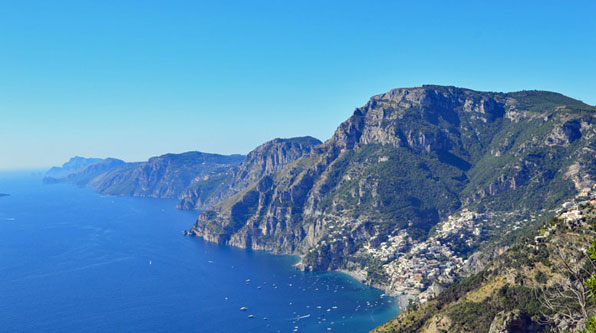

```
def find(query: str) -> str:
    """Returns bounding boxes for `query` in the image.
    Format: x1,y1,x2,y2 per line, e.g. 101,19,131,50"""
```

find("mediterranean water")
0,171,398,332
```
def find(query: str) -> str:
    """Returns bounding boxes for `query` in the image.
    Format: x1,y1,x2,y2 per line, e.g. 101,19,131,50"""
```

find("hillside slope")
44,156,103,181
90,152,244,198
374,192,596,332
190,85,596,301
45,137,318,205
177,137,321,210
45,152,244,199
46,158,128,186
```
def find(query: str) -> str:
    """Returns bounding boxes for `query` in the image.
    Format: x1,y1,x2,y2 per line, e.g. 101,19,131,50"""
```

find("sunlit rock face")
191,85,596,292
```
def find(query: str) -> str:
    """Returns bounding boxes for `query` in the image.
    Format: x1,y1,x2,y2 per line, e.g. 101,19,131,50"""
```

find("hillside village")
358,185,596,307
374,186,596,332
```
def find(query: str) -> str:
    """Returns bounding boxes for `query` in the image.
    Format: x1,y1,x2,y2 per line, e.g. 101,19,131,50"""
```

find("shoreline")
336,268,411,310
191,232,403,312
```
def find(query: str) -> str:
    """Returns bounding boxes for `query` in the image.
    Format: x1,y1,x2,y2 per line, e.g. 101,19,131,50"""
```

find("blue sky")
1,1,595,169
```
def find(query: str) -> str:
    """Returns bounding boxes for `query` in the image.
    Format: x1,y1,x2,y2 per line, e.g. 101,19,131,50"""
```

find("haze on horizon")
1,1,595,169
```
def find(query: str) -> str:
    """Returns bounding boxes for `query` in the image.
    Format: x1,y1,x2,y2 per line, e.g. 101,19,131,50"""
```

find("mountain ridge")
44,152,244,199
44,137,321,207
177,136,322,210
190,85,596,305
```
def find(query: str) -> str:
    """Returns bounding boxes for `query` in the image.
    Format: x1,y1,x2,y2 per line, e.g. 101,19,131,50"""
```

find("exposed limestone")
190,85,596,302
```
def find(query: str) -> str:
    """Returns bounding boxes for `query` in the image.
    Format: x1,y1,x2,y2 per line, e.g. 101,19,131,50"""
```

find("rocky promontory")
190,85,596,301
177,136,321,210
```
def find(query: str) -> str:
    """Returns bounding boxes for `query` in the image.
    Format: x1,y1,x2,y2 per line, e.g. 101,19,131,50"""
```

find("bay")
0,171,398,332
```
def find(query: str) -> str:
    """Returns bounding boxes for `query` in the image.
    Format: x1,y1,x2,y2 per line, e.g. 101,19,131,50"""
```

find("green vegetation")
190,86,596,329
375,204,596,332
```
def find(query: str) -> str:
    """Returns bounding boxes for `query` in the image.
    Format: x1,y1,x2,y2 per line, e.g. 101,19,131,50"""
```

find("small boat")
248,314,255,318
240,307,248,311
149,260,152,265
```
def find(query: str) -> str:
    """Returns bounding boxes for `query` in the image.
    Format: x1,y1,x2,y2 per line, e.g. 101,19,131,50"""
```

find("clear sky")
1,1,595,169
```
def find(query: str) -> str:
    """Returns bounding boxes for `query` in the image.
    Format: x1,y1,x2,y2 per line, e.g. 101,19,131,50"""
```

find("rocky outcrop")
191,85,596,291
546,119,584,146
177,137,321,210
488,310,541,333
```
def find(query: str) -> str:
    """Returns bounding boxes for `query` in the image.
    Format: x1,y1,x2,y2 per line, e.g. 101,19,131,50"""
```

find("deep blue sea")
0,171,398,332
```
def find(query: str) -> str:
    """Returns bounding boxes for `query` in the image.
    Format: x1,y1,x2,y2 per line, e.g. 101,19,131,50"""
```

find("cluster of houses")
535,186,596,244
314,187,596,305
347,186,596,306
356,209,491,303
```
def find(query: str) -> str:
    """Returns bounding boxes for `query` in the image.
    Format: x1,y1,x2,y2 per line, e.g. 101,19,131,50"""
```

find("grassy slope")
374,203,596,332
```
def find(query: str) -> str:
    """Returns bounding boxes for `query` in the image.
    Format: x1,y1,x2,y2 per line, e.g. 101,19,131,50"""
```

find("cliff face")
45,138,319,204
177,137,321,210
44,152,245,199
191,86,596,289
89,152,244,198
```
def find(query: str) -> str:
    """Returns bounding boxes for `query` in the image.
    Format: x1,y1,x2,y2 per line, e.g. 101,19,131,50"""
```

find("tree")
580,241,596,333
538,235,596,331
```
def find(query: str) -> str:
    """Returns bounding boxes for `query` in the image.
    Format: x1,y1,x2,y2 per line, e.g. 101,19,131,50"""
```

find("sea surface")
0,171,398,332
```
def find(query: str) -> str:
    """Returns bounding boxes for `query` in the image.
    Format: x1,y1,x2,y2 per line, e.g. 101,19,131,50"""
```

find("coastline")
336,268,411,311
1,177,400,332
190,230,403,313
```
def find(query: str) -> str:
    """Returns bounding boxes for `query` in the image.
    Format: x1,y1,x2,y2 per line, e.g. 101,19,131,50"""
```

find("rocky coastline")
189,85,596,309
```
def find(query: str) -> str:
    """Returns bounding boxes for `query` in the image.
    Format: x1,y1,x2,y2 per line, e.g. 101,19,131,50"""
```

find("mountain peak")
178,136,321,210
191,86,596,304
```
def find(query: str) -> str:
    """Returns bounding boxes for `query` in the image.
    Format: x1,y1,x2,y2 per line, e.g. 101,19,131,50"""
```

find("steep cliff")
177,137,321,210
89,152,244,198
45,152,245,199
190,86,596,294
